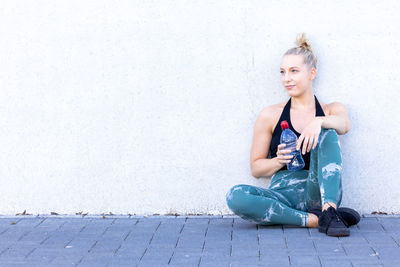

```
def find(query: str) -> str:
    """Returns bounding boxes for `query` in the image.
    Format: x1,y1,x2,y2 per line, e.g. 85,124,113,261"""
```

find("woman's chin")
287,89,304,97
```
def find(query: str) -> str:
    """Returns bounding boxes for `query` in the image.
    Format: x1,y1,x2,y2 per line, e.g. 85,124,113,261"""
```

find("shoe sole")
337,207,361,226
318,226,350,237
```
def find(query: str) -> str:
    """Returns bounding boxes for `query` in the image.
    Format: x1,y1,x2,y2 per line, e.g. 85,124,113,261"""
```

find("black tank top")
268,95,325,171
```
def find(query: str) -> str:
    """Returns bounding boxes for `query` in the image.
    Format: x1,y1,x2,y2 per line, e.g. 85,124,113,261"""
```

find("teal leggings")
226,128,343,227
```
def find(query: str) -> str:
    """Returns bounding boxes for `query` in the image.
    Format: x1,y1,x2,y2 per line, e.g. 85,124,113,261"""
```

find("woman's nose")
283,73,291,81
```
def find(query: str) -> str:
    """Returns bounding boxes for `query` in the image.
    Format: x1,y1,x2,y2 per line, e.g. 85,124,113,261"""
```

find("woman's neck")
291,90,315,110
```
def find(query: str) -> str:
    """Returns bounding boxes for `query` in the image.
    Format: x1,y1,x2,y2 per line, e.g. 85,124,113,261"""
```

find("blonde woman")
226,33,360,237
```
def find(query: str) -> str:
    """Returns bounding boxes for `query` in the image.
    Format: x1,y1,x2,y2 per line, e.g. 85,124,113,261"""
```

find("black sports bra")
268,95,325,171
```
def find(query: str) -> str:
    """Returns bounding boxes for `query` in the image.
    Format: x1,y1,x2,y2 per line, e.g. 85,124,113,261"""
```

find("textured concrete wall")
0,1,399,215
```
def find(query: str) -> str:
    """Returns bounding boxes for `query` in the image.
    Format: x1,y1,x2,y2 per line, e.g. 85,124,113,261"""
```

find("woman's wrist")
274,157,285,167
315,116,324,127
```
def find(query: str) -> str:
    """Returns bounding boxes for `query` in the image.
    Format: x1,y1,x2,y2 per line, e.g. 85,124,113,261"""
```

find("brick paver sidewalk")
0,215,399,266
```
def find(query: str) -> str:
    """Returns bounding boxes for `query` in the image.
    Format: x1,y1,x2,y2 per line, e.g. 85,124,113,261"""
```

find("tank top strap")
315,95,326,116
281,97,292,120
272,97,291,137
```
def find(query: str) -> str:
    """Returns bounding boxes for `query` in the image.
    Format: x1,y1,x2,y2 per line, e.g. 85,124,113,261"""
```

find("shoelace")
329,206,349,228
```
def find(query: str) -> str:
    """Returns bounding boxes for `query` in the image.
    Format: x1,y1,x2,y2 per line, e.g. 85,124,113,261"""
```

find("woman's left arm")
319,102,351,135
296,102,351,155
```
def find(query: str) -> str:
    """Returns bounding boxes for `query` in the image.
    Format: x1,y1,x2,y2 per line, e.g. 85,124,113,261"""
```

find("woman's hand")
276,144,294,166
296,117,323,155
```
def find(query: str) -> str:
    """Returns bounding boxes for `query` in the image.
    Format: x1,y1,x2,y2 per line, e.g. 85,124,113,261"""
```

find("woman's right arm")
250,107,293,178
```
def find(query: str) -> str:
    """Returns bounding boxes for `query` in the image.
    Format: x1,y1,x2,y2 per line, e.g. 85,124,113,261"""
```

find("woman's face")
280,54,316,97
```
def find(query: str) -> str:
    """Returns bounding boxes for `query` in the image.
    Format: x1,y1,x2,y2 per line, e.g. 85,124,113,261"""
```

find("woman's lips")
286,85,295,89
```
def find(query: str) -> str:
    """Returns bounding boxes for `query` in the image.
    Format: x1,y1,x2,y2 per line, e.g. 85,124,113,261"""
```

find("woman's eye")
280,70,297,74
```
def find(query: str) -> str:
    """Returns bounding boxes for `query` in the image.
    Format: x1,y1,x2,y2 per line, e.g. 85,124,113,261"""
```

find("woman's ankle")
322,202,337,211
306,213,319,228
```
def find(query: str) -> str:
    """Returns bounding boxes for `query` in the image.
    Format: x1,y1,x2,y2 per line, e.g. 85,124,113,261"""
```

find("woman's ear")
310,67,317,81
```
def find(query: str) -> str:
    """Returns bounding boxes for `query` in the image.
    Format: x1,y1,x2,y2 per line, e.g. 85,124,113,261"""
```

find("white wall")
0,0,399,215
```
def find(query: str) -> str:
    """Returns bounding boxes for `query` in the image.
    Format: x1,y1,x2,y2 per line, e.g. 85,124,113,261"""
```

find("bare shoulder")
323,101,348,116
259,102,285,118
257,102,286,132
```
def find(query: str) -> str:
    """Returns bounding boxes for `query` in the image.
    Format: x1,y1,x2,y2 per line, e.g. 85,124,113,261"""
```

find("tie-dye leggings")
226,128,343,227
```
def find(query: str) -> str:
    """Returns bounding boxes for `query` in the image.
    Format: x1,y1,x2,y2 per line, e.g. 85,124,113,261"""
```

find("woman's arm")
296,101,351,155
250,106,284,178
317,102,351,135
251,157,286,178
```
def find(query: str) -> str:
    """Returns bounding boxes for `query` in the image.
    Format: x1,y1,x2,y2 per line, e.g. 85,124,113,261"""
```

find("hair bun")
283,32,317,69
296,32,312,52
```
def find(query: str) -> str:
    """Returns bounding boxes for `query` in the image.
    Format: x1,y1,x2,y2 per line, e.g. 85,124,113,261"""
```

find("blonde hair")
284,32,318,70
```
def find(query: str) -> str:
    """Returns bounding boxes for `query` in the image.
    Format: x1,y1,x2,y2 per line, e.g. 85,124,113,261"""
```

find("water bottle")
280,120,305,171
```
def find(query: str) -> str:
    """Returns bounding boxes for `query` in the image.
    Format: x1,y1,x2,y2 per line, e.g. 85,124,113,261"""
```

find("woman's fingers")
296,135,320,154
298,135,321,154
286,154,294,163
278,150,292,156
277,144,286,152
307,136,315,153
277,144,294,164
279,155,293,164
277,144,290,155
303,137,309,154
296,136,304,151
313,135,319,149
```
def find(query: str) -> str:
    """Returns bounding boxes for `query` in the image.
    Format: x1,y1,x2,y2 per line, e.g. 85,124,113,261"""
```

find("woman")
226,33,360,237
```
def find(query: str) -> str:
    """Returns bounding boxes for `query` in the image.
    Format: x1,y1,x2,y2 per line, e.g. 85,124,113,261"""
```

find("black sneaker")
309,206,360,227
318,206,350,237
336,207,361,226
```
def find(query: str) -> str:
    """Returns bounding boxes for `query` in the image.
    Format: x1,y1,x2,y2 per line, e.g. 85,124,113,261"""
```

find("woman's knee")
225,184,250,213
317,128,341,152
319,128,338,143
